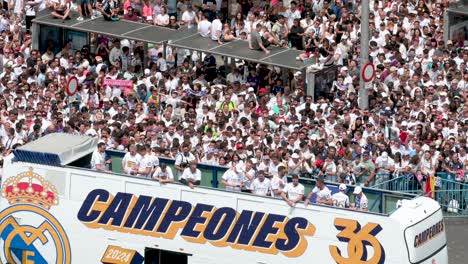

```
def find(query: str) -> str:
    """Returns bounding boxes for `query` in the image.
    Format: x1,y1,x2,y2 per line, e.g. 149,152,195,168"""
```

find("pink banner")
103,79,134,96
103,79,134,88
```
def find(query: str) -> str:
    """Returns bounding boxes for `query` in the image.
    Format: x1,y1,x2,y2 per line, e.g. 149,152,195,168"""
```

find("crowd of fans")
0,0,467,205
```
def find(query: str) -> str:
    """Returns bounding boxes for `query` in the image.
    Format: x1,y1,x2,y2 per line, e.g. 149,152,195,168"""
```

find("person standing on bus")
222,163,245,192
332,184,350,208
352,186,368,211
251,170,271,196
281,175,304,207
76,0,95,21
25,0,44,33
122,144,141,175
174,143,197,177
137,145,154,178
270,166,287,198
304,177,332,206
91,142,111,173
179,163,201,189
152,163,174,184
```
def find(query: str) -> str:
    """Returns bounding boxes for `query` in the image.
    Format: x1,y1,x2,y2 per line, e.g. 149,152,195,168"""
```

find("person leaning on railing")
179,163,201,189
443,152,465,181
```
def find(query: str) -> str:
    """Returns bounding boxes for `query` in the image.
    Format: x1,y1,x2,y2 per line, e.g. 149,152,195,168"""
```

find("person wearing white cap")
281,175,305,207
332,184,350,208
288,152,302,175
222,163,246,192
375,151,395,186
352,186,368,211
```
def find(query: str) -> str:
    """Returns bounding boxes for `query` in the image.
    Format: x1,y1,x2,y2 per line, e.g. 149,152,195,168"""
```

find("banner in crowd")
103,79,134,96
186,88,207,97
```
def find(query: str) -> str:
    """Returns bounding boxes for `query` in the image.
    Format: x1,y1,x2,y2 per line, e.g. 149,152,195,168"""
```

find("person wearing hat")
351,186,368,211
332,183,350,208
281,174,305,207
375,151,395,187
288,152,302,175
221,163,246,192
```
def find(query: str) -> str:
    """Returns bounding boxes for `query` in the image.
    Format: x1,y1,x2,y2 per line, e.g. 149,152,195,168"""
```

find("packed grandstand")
0,0,466,200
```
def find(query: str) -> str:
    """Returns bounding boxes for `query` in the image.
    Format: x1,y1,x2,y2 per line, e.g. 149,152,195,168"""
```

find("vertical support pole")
163,42,167,60
306,70,315,100
443,10,449,43
359,0,370,110
143,42,149,68
31,22,39,50
282,68,289,88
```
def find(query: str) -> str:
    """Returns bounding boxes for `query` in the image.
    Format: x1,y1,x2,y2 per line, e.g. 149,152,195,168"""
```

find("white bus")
0,134,448,264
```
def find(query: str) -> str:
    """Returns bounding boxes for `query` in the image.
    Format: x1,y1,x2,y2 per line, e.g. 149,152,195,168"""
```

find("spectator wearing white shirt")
155,6,169,27
198,13,212,38
179,163,201,189
174,143,198,176
318,155,337,182
288,153,302,175
285,1,301,29
270,165,287,198
137,145,155,178
332,184,350,208
181,4,197,29
152,163,174,184
211,13,223,43
281,175,305,207
375,151,395,185
252,170,271,196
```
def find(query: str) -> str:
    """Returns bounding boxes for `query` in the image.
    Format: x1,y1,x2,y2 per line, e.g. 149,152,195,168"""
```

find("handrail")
105,150,417,214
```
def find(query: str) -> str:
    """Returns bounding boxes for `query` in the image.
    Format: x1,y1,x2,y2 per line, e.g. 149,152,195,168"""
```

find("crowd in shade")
0,0,466,200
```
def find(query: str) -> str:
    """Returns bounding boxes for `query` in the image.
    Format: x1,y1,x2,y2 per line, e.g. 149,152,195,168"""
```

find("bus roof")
32,12,315,71
14,133,97,166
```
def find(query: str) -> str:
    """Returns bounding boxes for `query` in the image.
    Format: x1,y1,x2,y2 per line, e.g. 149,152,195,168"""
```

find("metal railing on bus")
106,150,416,215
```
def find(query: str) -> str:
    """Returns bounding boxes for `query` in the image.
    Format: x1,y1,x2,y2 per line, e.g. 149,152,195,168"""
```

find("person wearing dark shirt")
202,53,216,82
288,19,304,50
249,24,279,54
123,7,139,21
202,0,217,21
98,0,119,21
271,82,284,95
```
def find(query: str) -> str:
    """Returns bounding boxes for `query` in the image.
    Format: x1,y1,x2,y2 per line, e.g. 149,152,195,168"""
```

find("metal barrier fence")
106,150,415,215
434,189,468,217
371,172,468,217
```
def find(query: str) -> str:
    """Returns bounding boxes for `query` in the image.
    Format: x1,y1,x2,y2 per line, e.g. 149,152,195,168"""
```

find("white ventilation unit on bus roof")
13,133,98,166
